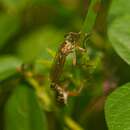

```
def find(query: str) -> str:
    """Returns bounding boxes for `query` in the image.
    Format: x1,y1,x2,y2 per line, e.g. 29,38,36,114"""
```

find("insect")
50,32,88,105
50,32,81,83
51,82,83,105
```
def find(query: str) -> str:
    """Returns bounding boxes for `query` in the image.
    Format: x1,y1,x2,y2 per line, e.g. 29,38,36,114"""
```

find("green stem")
81,0,101,33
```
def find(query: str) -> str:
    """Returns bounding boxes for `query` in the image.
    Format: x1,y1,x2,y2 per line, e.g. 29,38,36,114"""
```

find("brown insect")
50,32,82,83
50,32,88,105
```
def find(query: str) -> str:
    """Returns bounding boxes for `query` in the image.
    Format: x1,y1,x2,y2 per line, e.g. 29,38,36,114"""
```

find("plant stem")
81,0,101,33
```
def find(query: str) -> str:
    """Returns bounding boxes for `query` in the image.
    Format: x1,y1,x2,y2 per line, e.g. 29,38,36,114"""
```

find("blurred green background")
0,0,130,130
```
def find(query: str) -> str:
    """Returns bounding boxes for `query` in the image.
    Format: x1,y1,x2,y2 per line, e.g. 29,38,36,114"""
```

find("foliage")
105,83,130,130
0,0,130,130
4,84,47,130
108,0,130,65
0,56,22,80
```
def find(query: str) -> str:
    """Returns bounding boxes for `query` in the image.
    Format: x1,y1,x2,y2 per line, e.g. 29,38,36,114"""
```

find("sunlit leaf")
105,83,130,130
108,0,130,65
4,84,47,130
17,26,64,62
108,15,130,65
108,0,130,23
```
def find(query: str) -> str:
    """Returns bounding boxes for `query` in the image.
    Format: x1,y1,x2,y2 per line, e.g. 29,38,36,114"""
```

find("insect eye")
64,42,67,45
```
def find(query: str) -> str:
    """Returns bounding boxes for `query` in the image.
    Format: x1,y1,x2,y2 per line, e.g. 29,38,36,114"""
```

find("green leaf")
82,0,101,33
0,13,20,48
4,84,47,130
108,0,130,65
105,83,130,130
0,56,22,81
108,0,130,22
17,26,64,62
108,15,130,65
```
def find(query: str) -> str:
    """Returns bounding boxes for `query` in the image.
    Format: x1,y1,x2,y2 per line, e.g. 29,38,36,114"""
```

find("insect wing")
50,45,66,83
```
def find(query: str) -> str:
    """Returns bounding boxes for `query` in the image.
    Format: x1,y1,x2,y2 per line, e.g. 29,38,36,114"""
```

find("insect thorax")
60,32,80,55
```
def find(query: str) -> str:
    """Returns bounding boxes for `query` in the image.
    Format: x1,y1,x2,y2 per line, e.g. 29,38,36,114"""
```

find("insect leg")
68,86,83,97
72,49,77,66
